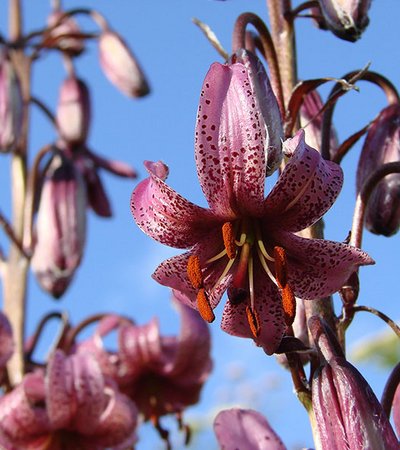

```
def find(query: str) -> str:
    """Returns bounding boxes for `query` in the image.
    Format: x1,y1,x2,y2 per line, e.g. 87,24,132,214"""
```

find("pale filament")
235,232,246,247
248,254,255,310
211,257,236,291
256,246,278,287
206,248,228,264
255,222,274,261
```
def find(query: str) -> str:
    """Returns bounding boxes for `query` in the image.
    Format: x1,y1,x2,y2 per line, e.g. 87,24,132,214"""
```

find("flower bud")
0,50,23,153
56,75,91,146
231,49,283,175
98,30,150,98
315,0,372,42
31,154,87,298
356,104,400,236
46,9,85,56
310,317,399,450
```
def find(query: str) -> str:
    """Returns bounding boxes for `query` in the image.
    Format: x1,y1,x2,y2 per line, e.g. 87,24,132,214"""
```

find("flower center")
187,220,296,336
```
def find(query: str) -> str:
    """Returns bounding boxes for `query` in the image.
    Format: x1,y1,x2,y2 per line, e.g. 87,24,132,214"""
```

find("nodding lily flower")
310,317,399,450
356,104,400,237
214,408,287,450
56,74,91,146
131,59,373,354
76,297,212,428
98,29,150,98
31,154,86,298
0,351,138,450
314,0,372,42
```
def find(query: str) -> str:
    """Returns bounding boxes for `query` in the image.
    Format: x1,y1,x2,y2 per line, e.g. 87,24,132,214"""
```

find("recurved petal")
221,262,285,355
195,62,267,218
131,160,218,248
278,231,374,299
264,130,343,232
214,408,287,450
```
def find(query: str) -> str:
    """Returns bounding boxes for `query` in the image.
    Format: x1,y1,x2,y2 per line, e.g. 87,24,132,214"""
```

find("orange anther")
274,246,288,289
281,284,296,327
246,305,261,338
222,222,236,259
197,288,215,323
187,255,203,289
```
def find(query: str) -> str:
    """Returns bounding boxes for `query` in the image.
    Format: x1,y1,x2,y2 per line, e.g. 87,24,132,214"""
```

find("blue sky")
1,1,400,448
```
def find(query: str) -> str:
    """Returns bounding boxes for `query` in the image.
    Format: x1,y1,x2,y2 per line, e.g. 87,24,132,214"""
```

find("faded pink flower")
0,351,138,450
131,60,373,354
310,317,399,450
98,30,149,98
76,297,212,422
46,9,85,56
214,408,286,450
31,154,86,298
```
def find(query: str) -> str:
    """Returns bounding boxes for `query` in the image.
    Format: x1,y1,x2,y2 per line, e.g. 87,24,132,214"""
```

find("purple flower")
76,298,212,421
31,154,86,298
56,74,91,146
0,351,138,450
98,30,150,98
310,317,399,450
131,59,373,354
214,408,286,450
356,104,400,236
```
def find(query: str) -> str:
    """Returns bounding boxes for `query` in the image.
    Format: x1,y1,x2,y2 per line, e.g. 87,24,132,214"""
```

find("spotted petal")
220,261,285,355
278,231,374,299
264,130,343,232
214,408,287,450
131,161,218,248
195,62,267,217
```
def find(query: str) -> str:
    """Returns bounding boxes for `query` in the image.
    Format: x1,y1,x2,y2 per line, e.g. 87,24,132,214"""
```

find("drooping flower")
98,29,150,98
131,59,373,355
0,351,138,450
310,317,399,450
75,297,212,424
56,74,91,146
31,153,86,298
214,408,287,450
314,0,372,42
356,103,400,236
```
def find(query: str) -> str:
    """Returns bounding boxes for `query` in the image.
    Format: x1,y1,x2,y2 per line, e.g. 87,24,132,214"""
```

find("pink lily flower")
131,60,373,354
214,408,286,450
76,298,212,423
0,351,138,450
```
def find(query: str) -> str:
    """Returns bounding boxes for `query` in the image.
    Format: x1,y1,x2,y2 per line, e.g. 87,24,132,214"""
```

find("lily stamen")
197,288,215,323
256,246,278,287
187,255,203,289
246,305,260,338
222,222,237,259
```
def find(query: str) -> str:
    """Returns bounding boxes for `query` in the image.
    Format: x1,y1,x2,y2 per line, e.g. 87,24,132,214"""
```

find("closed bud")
56,75,91,146
46,9,85,56
0,50,23,153
31,154,87,298
98,30,150,98
316,0,372,42
231,49,283,175
356,104,400,236
310,317,399,450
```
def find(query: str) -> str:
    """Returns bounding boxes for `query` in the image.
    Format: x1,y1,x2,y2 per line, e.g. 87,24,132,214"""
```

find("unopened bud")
31,154,87,298
310,316,399,449
56,75,91,146
0,50,23,153
231,49,283,175
316,0,372,42
356,104,400,236
46,9,85,56
98,30,150,98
